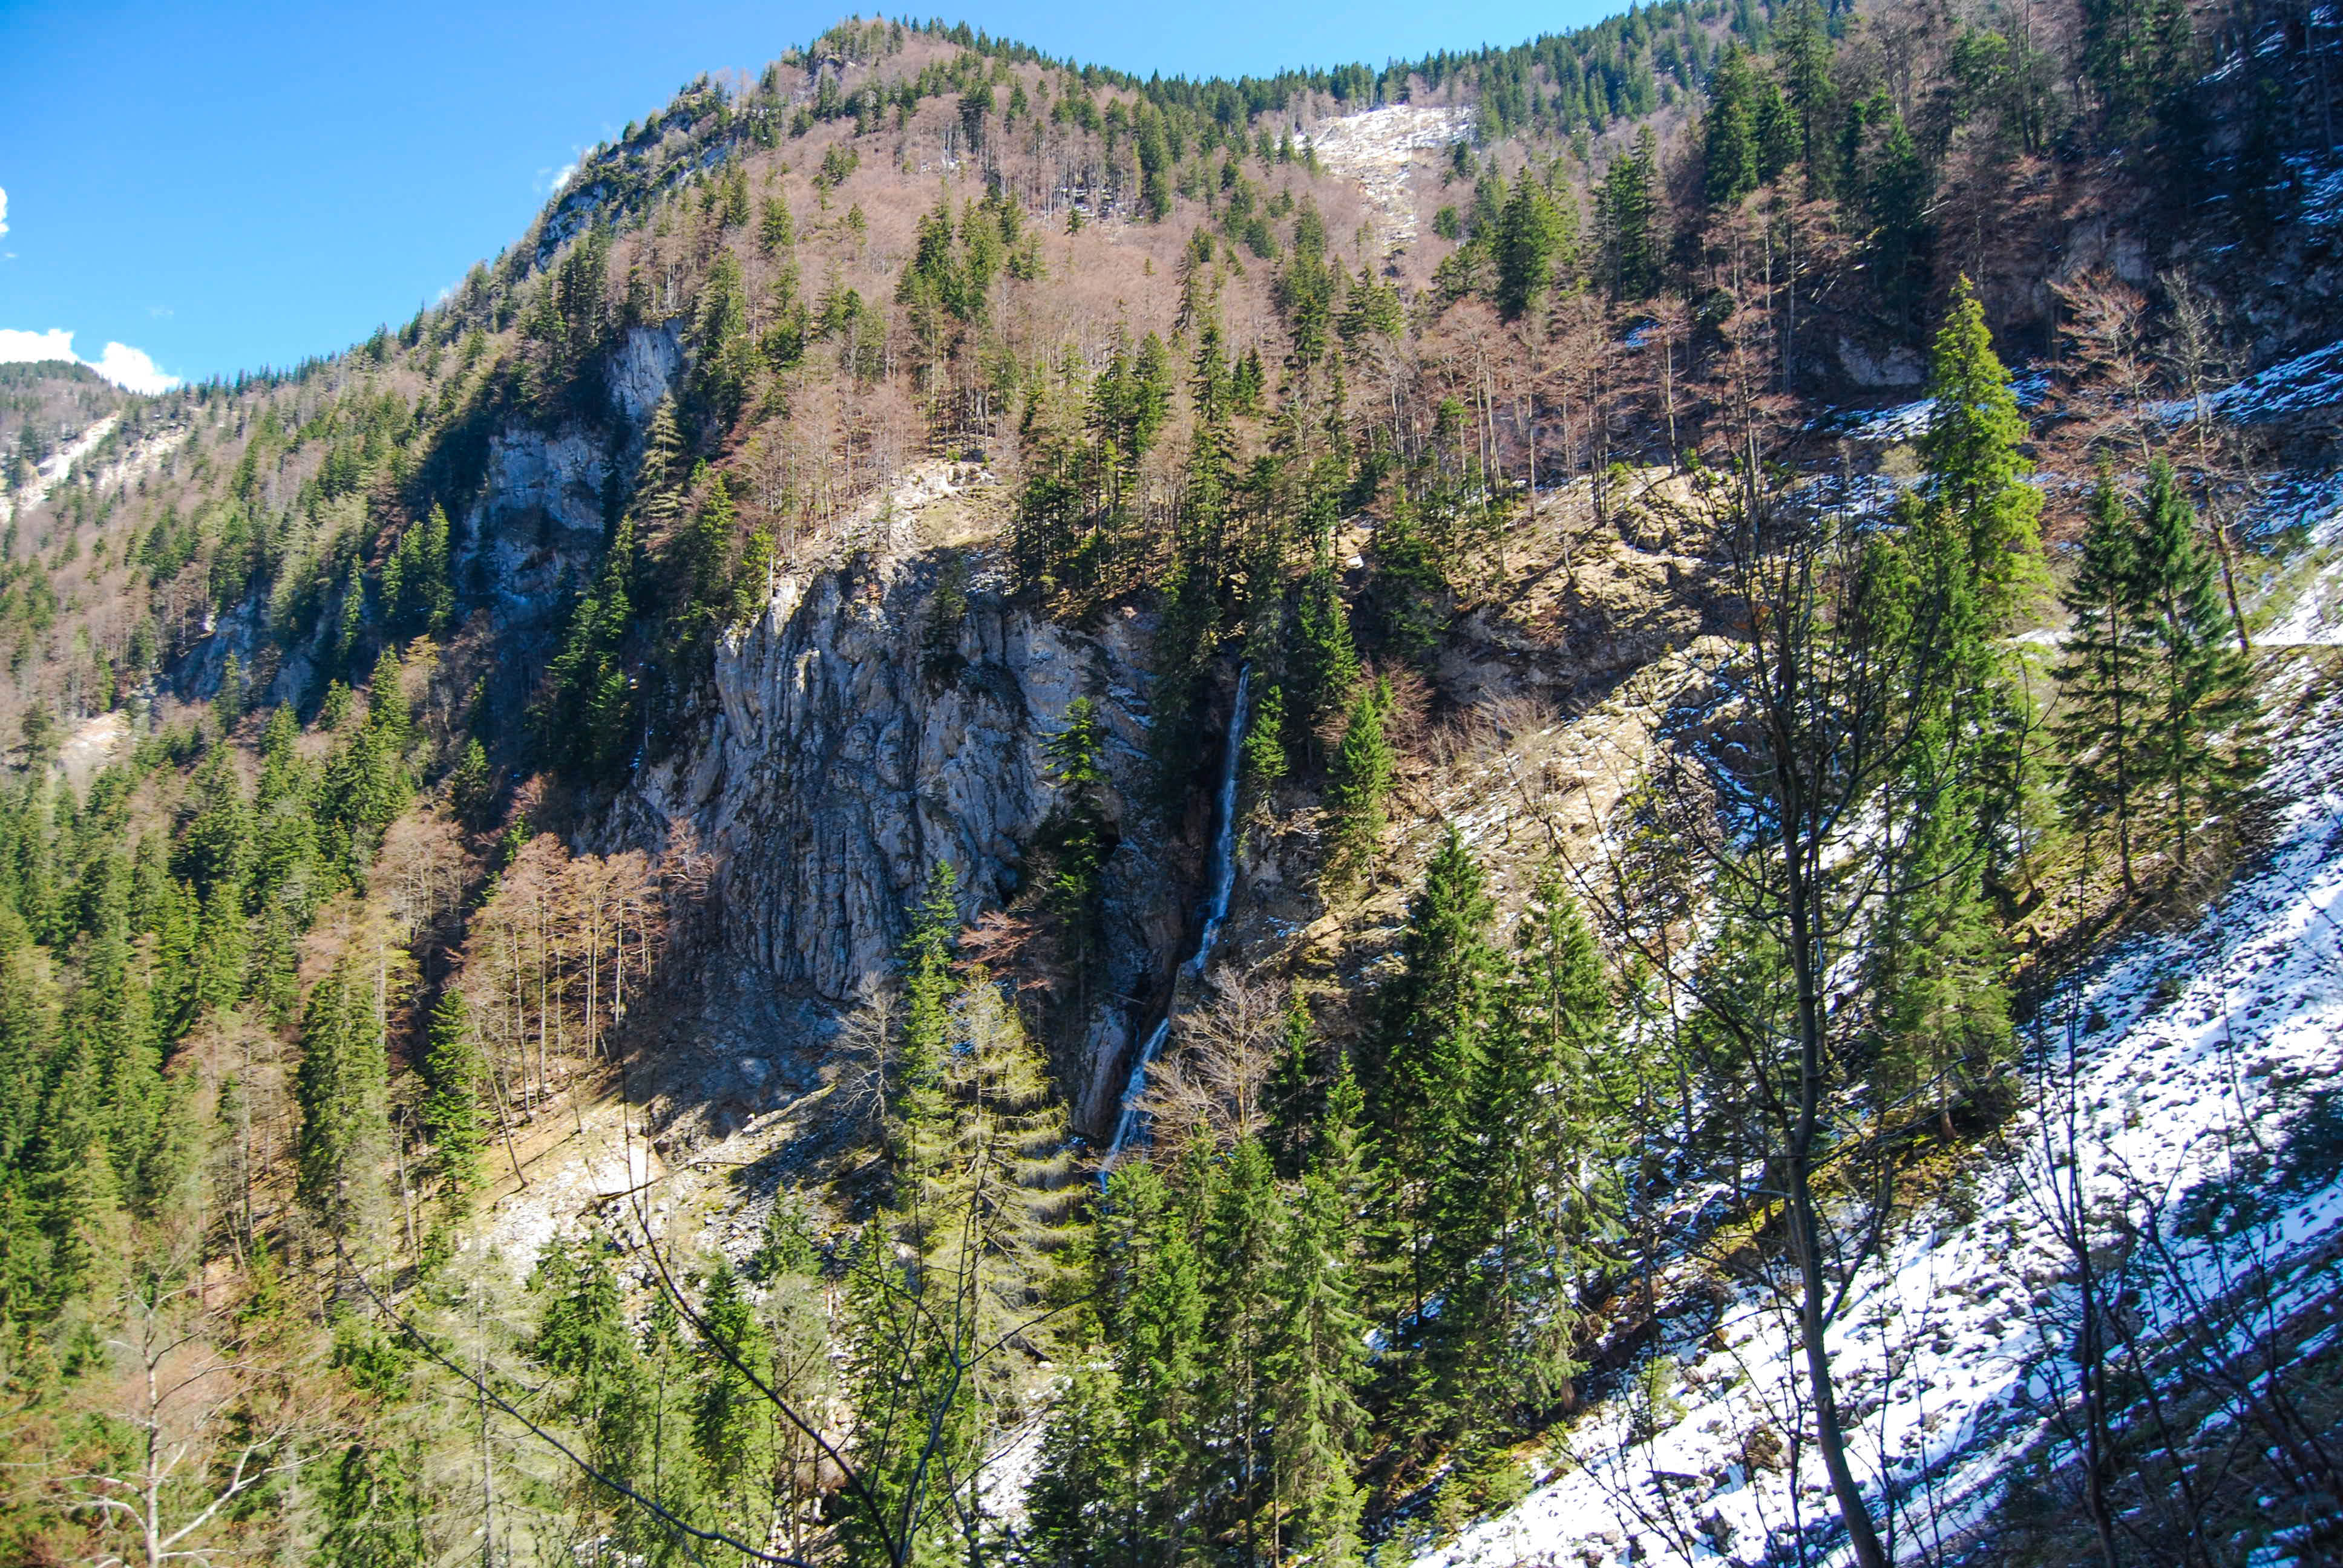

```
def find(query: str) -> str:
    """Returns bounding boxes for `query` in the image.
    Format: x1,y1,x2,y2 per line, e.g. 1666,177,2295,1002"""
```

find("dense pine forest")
1,2,2339,1566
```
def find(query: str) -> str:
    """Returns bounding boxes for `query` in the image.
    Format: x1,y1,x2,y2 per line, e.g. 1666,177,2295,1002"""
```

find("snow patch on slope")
2193,340,2343,425
2240,471,2343,646
1,413,118,525
2260,552,2343,645
1306,105,1472,250
1415,661,2343,1568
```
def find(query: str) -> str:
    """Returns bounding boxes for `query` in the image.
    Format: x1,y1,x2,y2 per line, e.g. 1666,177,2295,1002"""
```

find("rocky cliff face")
623,472,1192,1137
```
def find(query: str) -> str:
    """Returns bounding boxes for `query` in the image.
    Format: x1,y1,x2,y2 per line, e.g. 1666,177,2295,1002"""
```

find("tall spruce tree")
2132,460,2259,878
2082,0,2194,143
1042,697,1115,999
1920,278,2045,634
1702,47,1764,206
294,958,391,1241
1366,827,1497,1353
2056,474,2151,893
850,981,1069,1568
545,517,641,780
1322,679,1394,887
1199,1138,1286,1563
1266,1160,1368,1568
1096,1156,1208,1568
1288,552,1360,766
532,1239,659,1543
693,1258,778,1543
421,988,485,1196
1493,174,1573,322
897,861,960,1147
1775,0,1839,194
1596,129,1660,301
1440,862,1614,1434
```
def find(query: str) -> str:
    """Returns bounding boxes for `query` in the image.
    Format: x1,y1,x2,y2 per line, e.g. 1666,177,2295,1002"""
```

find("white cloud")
0,186,10,237
536,150,584,195
0,327,181,394
0,327,77,363
87,342,179,395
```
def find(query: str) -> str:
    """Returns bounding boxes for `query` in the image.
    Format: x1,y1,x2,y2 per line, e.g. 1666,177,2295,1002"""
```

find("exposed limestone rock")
1833,333,1925,389
57,711,129,792
628,501,1188,1137
456,428,612,627
608,324,683,428
1305,105,1473,250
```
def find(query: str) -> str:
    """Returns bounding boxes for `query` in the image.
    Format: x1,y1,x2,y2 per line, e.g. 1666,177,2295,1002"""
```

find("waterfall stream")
1099,665,1251,1172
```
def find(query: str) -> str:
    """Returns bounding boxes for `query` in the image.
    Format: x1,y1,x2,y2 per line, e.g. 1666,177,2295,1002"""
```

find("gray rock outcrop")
631,542,1188,1135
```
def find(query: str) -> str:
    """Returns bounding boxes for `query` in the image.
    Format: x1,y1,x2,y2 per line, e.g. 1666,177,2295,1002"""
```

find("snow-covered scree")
1305,105,1473,250
2195,340,2343,426
1415,657,2343,1568
2241,470,2343,647
1,413,118,526
2,415,194,530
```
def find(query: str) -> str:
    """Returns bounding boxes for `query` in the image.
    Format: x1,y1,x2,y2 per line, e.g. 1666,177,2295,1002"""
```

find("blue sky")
0,1,1613,392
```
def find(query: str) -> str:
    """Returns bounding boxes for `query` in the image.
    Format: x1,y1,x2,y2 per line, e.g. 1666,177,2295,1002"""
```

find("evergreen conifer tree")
191,875,249,1022
689,252,757,434
1596,130,1660,300
1265,1161,1369,1568
759,193,798,256
1702,47,1763,206
2132,460,2259,877
1288,554,1360,766
295,959,391,1240
421,989,485,1195
897,861,960,1145
176,748,254,898
1199,1138,1285,1557
1322,679,1394,887
545,518,640,780
2056,473,2150,893
1112,1160,1206,1566
313,1435,430,1568
693,1259,778,1538
850,982,1069,1567
1026,1359,1128,1568
1872,719,2014,1137
1240,682,1287,803
1041,697,1115,994
51,1123,129,1305
2082,0,2194,142
1920,278,2045,633
532,1240,657,1539
1366,827,1496,1334
1447,863,1613,1429
1775,0,1839,192
1493,175,1573,321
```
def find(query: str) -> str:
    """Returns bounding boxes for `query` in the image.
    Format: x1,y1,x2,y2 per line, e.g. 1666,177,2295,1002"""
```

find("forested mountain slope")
0,4,2339,1566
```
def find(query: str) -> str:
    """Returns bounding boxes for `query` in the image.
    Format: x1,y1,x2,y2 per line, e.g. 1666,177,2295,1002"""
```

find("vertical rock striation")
631,544,1190,1135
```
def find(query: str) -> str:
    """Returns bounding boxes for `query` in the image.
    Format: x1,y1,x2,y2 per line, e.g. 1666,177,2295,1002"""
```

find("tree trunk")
1783,819,1888,1568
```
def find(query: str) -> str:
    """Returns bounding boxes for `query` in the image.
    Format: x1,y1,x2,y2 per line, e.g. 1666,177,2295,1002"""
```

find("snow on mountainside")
1,414,117,527
1305,105,1473,249
1412,654,2343,1568
2244,469,2343,648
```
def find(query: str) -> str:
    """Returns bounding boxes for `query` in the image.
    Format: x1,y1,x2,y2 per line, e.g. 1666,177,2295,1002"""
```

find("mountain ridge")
0,2,2338,1565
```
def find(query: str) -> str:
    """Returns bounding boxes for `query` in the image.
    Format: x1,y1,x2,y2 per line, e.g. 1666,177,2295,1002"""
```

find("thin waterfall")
1099,665,1251,1173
